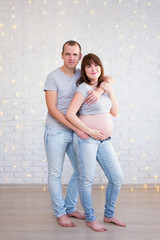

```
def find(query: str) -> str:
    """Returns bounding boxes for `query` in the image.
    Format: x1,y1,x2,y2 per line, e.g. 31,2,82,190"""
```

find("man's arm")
85,76,114,104
45,90,89,139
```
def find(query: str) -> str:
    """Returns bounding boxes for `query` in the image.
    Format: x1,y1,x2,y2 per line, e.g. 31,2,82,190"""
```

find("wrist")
99,83,106,92
97,86,105,94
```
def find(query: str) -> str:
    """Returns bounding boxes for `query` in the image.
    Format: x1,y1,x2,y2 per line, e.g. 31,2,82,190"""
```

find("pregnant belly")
79,112,113,139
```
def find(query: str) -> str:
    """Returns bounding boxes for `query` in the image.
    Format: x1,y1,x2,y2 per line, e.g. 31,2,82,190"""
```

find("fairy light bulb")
142,153,146,157
12,24,17,29
90,10,95,15
144,184,147,192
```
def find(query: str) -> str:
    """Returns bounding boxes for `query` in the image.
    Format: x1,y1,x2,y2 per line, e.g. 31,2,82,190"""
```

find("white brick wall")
0,0,160,186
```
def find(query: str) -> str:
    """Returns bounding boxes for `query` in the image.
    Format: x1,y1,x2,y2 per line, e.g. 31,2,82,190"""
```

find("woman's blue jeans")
73,133,124,222
44,126,79,218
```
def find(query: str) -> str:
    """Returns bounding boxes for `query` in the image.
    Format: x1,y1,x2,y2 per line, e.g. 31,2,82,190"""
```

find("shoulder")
76,82,91,98
44,69,60,90
47,68,61,79
75,68,81,78
77,82,91,90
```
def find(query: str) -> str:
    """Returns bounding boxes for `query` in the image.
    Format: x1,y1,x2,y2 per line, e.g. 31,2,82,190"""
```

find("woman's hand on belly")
79,112,114,140
88,128,106,140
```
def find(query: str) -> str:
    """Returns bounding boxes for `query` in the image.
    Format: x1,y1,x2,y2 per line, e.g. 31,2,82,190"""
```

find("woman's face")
85,62,101,83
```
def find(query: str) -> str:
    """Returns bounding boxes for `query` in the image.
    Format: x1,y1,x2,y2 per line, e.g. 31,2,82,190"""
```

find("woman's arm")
66,92,106,140
45,90,89,139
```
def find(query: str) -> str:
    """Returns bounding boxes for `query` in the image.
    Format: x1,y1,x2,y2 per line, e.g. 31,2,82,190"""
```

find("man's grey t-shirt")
44,68,81,130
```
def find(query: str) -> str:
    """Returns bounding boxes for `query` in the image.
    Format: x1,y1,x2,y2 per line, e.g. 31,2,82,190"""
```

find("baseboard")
0,183,159,189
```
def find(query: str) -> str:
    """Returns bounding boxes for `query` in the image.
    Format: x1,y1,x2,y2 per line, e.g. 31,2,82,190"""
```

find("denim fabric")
44,126,79,217
73,133,124,222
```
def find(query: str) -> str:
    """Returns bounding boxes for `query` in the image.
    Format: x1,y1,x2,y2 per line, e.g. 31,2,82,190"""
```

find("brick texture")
0,0,160,186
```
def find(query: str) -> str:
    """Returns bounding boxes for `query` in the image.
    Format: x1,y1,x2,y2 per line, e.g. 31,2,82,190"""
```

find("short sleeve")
76,83,91,99
44,72,57,91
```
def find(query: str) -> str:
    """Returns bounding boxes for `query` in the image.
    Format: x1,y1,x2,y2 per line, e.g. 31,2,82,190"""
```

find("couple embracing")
44,40,126,232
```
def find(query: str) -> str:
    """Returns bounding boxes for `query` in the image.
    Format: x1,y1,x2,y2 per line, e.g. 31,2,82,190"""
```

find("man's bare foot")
86,220,107,232
67,210,85,219
104,216,126,227
57,214,75,227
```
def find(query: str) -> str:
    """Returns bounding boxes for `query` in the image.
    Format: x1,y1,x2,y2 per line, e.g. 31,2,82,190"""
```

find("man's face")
61,44,82,69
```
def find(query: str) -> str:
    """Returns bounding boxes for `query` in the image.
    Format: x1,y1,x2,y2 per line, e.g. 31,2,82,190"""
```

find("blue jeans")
44,126,79,218
73,133,124,222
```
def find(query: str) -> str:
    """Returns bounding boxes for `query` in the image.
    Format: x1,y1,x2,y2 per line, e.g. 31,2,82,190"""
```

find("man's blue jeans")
44,126,79,218
73,133,124,222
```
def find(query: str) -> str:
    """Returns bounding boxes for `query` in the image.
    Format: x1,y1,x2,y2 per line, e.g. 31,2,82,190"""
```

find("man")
44,40,112,227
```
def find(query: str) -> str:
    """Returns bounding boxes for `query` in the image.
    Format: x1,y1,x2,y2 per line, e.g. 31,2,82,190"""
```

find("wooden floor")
0,187,160,240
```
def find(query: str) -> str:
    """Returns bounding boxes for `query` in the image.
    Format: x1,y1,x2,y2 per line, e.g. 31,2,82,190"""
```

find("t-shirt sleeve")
44,72,57,91
76,83,89,99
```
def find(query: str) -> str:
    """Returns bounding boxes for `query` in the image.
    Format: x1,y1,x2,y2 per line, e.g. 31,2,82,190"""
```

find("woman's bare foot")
67,210,85,219
57,214,75,227
104,216,126,227
86,220,107,232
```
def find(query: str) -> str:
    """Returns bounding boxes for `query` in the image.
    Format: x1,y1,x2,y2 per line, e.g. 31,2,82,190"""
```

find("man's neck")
60,66,76,77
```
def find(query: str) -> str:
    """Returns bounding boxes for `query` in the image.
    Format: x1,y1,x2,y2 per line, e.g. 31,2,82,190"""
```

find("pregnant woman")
66,53,126,232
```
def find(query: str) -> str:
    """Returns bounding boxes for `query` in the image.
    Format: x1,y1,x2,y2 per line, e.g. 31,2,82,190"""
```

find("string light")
2,99,7,104
90,10,95,15
144,184,147,192
142,153,146,158
12,24,17,29
0,0,159,188
101,185,104,190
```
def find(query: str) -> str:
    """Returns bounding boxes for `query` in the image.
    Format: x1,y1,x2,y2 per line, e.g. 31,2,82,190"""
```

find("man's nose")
70,55,74,60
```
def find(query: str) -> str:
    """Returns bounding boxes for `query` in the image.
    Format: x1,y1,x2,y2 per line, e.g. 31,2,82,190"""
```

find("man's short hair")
62,40,81,53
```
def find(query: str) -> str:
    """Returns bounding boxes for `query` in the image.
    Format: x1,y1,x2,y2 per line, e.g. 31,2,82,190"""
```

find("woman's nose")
91,65,95,71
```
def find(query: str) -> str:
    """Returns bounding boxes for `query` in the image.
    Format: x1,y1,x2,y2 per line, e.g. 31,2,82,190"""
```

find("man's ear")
61,52,64,59
79,53,82,60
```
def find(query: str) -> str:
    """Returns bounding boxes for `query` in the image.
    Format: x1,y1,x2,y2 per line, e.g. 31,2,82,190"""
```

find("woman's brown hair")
77,53,104,87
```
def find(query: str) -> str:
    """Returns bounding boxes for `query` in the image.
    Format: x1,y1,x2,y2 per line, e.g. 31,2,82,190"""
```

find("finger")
93,99,98,104
88,90,93,95
86,97,97,104
85,95,96,102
